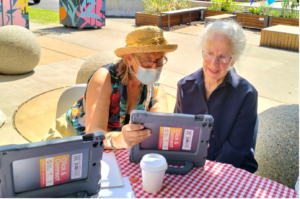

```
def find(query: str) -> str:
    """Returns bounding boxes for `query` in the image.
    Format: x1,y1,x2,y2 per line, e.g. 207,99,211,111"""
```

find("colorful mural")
0,0,29,28
60,0,105,28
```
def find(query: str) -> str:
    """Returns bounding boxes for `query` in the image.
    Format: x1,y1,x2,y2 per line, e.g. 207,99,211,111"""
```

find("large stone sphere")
255,104,299,189
0,25,41,74
76,52,118,84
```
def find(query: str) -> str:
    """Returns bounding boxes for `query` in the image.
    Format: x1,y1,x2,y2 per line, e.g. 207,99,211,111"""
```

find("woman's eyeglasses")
134,56,168,68
202,51,233,64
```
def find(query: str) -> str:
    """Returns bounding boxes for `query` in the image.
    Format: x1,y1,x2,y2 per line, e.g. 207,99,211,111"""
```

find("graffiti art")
0,0,29,29
60,0,105,28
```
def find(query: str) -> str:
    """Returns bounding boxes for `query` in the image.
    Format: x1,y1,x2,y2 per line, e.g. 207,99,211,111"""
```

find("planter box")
236,13,268,29
268,16,299,27
0,0,29,29
135,11,200,27
204,10,231,18
59,0,105,29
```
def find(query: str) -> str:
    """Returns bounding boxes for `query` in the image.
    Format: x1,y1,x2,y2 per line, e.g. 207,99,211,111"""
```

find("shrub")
270,9,281,17
141,0,191,15
247,4,273,15
208,0,244,13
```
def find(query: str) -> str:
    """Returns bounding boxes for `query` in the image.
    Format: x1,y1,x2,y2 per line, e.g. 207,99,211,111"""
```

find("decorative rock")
0,25,41,74
255,104,299,189
76,52,118,84
0,110,6,128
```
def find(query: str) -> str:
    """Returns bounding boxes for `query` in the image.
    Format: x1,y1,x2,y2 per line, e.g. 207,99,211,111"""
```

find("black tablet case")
0,131,105,198
129,110,214,175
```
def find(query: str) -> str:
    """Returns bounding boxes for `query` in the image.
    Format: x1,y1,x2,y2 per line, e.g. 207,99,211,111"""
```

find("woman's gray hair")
200,20,246,63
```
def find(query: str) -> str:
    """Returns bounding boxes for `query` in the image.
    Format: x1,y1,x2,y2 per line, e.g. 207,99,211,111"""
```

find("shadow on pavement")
0,71,35,82
31,26,102,36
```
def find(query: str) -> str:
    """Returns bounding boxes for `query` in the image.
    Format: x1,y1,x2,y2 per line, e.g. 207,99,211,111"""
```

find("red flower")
110,90,120,108
110,106,120,115
109,122,120,129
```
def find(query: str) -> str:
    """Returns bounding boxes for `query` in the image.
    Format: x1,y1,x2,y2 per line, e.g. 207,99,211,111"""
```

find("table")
159,7,207,30
111,149,298,198
205,14,237,27
260,25,299,51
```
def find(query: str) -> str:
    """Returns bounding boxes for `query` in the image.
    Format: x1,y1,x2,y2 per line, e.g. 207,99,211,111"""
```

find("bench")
260,25,299,51
205,14,237,27
159,7,207,30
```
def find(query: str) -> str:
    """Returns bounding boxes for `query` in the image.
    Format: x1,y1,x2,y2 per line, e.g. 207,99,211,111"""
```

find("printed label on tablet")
182,129,194,150
158,127,182,151
40,155,70,187
71,153,83,179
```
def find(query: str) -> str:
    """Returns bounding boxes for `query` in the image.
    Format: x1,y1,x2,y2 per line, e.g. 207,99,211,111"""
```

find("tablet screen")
12,148,89,193
140,123,200,153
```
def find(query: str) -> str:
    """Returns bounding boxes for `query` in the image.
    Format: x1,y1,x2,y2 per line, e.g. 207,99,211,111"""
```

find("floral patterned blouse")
66,63,160,135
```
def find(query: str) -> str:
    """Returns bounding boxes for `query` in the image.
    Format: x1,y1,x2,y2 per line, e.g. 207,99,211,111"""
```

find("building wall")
106,0,143,17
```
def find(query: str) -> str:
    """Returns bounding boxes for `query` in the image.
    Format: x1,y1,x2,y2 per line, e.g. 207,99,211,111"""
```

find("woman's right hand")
116,123,151,149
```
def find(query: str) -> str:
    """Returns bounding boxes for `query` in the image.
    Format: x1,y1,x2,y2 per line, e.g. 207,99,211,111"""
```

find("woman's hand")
115,123,151,149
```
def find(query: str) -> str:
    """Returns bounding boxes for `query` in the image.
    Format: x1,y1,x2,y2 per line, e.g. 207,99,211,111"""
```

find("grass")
29,7,60,25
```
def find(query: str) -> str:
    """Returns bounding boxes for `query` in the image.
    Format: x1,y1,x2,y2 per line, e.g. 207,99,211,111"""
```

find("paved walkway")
0,19,298,144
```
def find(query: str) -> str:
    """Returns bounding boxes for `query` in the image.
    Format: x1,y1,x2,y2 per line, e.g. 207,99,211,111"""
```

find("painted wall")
0,0,29,29
60,0,106,28
106,0,143,17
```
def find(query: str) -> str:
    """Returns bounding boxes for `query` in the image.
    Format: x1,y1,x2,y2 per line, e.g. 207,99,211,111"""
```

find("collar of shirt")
184,66,240,90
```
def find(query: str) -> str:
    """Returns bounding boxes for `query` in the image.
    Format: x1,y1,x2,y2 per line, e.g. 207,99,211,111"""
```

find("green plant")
141,0,191,15
280,0,299,18
208,0,244,12
247,4,273,15
248,7,256,14
270,9,281,16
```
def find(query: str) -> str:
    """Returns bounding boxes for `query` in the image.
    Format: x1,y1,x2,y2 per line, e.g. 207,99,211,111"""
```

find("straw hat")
114,26,178,57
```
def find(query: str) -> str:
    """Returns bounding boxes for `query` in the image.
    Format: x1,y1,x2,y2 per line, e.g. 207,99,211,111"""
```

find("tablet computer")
0,131,105,198
129,110,214,175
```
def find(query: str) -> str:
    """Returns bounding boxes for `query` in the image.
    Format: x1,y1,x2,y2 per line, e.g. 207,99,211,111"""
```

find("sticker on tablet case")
182,129,194,150
40,154,70,187
158,127,182,151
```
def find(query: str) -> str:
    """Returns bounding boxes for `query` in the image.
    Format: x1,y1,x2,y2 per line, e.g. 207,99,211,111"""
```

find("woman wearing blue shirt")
174,20,258,173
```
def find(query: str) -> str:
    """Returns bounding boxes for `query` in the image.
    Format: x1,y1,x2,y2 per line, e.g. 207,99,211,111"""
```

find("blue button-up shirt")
174,67,258,173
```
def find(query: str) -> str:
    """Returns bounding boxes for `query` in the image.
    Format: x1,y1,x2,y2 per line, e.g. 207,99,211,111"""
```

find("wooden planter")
236,13,268,29
268,16,299,27
205,10,231,18
135,11,200,27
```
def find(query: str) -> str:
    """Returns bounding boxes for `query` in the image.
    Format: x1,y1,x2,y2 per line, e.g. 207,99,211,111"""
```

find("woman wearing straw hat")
43,26,177,150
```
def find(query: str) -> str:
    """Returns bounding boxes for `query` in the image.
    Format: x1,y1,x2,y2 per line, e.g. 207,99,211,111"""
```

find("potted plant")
268,0,299,27
136,0,200,28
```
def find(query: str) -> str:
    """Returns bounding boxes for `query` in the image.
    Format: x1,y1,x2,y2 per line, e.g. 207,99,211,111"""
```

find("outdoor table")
109,149,298,198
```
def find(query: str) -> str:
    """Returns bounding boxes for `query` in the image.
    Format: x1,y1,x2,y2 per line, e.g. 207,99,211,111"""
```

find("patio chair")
56,84,87,119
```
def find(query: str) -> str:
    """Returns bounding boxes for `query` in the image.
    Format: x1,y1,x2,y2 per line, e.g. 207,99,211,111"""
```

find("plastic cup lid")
140,153,168,173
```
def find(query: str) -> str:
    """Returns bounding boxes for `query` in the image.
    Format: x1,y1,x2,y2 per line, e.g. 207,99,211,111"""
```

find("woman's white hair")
200,20,246,63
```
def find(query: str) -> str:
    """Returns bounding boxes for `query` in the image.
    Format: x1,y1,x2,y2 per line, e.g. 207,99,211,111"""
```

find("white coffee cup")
140,153,168,193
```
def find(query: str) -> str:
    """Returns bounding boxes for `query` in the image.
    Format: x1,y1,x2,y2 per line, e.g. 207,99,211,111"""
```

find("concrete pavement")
0,18,298,144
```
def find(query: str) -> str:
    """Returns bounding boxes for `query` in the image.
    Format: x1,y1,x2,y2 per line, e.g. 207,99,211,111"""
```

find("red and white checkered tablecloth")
109,149,298,198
